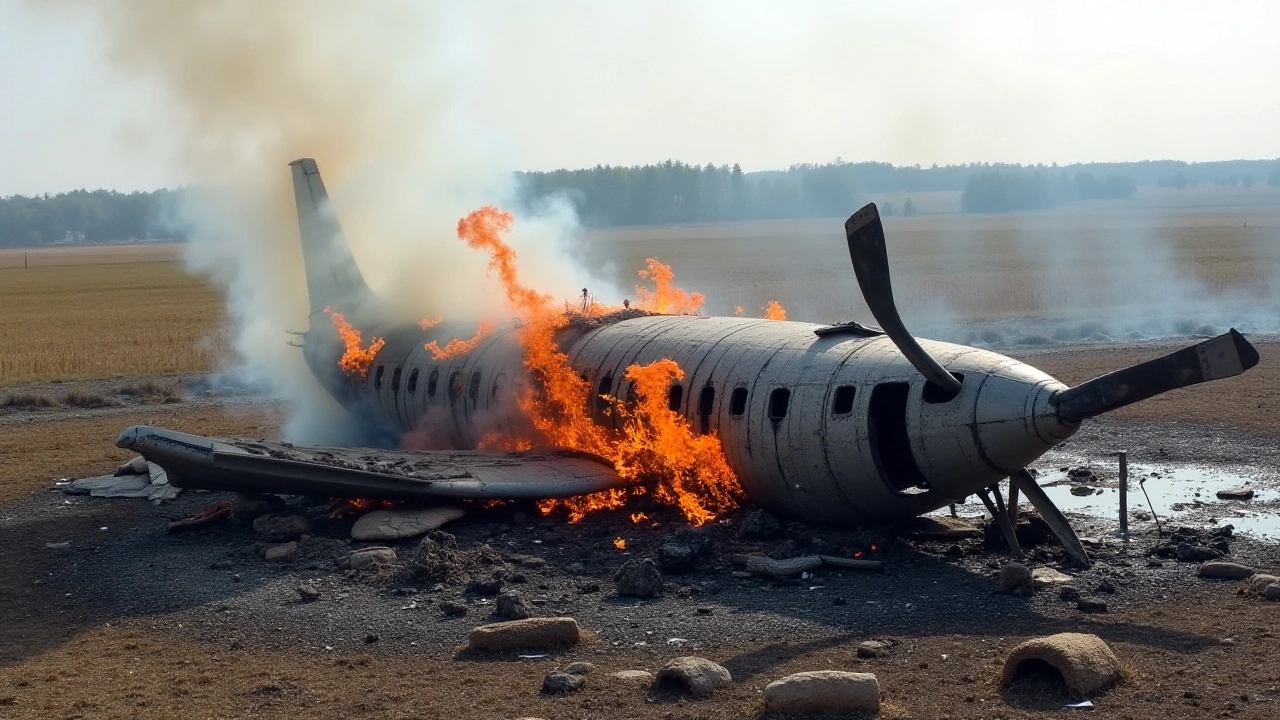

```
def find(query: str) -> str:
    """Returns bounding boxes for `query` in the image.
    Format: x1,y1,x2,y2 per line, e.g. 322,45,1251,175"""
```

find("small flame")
635,258,705,315
613,537,627,550
425,321,494,360
324,307,385,378
418,315,442,331
733,306,744,317
477,431,533,452
629,512,649,524
762,301,787,320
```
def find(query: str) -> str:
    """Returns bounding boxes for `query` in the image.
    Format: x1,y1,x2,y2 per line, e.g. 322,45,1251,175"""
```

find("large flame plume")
444,206,745,525
762,300,787,320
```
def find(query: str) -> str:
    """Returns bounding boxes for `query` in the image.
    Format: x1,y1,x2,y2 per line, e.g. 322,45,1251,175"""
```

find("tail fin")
289,158,376,316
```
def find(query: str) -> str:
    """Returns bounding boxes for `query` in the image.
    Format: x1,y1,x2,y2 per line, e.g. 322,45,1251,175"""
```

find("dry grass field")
0,255,230,386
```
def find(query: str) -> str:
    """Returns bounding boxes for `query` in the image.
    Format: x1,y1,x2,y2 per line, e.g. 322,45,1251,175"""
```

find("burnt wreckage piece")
116,425,625,501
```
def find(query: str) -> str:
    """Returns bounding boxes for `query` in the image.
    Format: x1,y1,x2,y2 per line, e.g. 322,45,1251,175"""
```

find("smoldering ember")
4,156,1275,720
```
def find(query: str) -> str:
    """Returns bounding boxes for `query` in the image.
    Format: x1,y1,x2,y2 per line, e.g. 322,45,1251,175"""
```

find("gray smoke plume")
48,1,605,443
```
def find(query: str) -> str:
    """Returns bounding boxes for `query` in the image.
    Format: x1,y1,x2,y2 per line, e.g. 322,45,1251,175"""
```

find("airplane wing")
115,425,625,500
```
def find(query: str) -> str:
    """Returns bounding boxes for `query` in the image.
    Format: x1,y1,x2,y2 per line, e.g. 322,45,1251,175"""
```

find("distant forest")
3,160,1280,247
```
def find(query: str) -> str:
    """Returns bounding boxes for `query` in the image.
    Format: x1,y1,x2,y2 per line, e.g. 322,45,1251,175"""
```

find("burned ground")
1,351,1278,719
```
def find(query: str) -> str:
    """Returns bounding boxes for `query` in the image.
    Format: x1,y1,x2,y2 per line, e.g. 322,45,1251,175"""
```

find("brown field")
0,259,230,386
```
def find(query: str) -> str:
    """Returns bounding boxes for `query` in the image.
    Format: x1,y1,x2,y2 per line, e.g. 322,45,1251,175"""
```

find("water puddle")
936,461,1280,540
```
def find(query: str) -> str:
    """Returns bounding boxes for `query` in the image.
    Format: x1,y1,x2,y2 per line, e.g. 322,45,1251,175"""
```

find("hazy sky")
2,0,1279,196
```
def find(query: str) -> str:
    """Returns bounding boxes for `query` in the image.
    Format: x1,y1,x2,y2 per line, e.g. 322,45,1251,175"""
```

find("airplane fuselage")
304,313,1079,524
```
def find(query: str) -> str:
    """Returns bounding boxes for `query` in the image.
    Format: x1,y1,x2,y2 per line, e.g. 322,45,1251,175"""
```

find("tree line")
3,158,1280,247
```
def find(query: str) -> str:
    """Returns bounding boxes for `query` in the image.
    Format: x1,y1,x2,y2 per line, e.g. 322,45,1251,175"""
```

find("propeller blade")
1011,469,1090,568
1053,329,1259,423
845,204,962,400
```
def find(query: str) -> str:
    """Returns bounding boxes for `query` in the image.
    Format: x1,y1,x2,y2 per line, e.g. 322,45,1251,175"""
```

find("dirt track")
1,339,1278,719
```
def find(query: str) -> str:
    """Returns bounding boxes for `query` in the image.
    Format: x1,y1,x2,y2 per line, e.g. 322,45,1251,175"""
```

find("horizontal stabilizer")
115,425,626,500
1052,329,1259,422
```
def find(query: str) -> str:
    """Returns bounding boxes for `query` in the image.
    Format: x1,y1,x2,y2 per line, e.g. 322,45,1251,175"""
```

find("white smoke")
53,0,609,443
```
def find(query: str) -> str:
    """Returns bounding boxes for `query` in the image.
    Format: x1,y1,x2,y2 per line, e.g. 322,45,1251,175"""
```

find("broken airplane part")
117,158,1261,568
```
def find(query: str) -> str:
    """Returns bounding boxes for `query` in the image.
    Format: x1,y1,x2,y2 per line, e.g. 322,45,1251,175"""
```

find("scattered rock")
1070,485,1096,496
1032,567,1073,590
615,558,663,598
495,591,531,620
1059,586,1081,602
730,571,752,580
1177,543,1224,562
1000,563,1035,596
230,493,285,523
440,601,468,617
857,640,889,659
651,656,732,699
1199,561,1257,580
296,582,320,601
577,581,601,594
1248,574,1279,595
612,670,654,683
764,671,880,715
344,546,397,570
408,531,460,580
737,509,781,539
1077,598,1108,613
1067,467,1094,480
263,541,298,561
904,515,982,540
467,617,581,652
467,573,506,596
1216,487,1255,501
659,543,697,573
252,513,311,542
1094,580,1116,594
1264,584,1280,602
563,661,594,675
350,506,465,541
1002,633,1122,696
542,672,584,695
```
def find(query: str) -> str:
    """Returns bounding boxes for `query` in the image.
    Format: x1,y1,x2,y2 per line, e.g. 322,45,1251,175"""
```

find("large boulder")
1002,633,1122,696
1000,563,1035,596
1199,561,1257,580
467,617,581,652
651,656,731,699
764,671,880,714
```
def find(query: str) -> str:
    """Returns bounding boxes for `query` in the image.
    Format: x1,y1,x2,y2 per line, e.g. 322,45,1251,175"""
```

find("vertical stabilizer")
290,158,376,315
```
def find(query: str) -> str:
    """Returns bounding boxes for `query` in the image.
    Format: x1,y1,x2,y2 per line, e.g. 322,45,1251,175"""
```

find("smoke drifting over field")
58,1,603,442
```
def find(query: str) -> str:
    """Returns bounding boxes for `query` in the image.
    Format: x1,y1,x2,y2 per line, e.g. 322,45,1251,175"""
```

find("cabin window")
668,384,684,412
491,373,506,402
374,365,385,390
730,387,748,416
468,371,482,406
427,368,439,398
832,385,855,415
923,373,965,404
596,375,613,414
391,366,403,392
868,382,928,493
768,388,791,420
407,368,419,395
698,386,715,434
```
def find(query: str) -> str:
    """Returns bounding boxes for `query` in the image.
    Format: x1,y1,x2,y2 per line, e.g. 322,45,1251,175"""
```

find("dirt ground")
1,339,1278,720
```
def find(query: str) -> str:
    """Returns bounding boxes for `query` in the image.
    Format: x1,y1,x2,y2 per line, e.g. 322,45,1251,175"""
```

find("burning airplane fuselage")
304,312,1075,525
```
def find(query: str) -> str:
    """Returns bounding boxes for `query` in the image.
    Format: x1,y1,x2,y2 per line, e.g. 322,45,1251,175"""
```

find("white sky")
2,0,1279,196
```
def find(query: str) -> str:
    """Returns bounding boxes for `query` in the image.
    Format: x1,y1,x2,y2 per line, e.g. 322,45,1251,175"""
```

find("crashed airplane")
117,158,1260,567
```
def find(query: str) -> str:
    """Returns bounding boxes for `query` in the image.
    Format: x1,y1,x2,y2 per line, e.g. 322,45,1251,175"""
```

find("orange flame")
455,206,743,525
613,537,627,550
629,512,649,524
762,301,787,320
323,307,385,378
733,306,744,317
425,321,494,360
635,258,704,315
418,315,442,331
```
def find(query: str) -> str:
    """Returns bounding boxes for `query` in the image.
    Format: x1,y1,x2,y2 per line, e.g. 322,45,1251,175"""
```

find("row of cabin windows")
592,373,858,421
373,364,504,407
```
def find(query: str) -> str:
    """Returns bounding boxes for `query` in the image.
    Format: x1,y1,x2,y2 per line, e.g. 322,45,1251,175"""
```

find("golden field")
0,255,230,386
